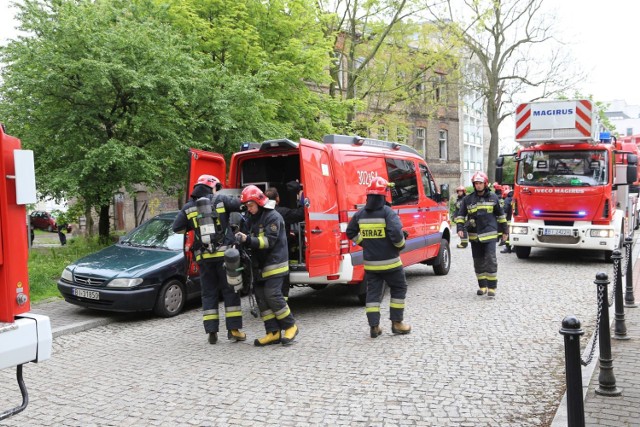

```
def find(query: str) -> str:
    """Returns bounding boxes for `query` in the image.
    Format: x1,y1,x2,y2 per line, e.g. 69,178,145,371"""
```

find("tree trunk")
486,99,500,183
98,204,110,243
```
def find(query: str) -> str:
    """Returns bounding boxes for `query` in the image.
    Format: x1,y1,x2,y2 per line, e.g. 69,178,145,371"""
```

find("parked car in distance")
30,210,57,232
57,212,201,317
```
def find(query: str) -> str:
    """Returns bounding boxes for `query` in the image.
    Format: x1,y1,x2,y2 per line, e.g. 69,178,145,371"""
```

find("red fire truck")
496,99,638,261
186,134,451,303
0,125,52,420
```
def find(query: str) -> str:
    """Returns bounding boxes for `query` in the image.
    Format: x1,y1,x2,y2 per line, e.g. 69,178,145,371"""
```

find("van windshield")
517,150,608,187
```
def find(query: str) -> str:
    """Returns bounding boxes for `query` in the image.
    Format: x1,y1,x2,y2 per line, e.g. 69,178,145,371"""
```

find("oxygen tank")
224,248,243,293
196,197,217,246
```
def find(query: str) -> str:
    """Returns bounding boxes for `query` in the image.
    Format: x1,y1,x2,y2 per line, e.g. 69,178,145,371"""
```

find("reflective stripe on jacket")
244,208,289,280
454,190,507,242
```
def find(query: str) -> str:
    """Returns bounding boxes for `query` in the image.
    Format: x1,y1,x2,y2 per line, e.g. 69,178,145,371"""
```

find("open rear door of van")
186,149,227,203
299,138,340,277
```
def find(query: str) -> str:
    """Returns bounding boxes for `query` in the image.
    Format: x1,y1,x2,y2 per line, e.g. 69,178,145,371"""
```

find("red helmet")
366,176,390,196
501,185,511,197
455,185,466,194
240,185,268,207
196,174,221,191
471,171,489,185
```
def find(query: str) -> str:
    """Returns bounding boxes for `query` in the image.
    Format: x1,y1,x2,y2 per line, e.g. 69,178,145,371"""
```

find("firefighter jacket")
454,190,507,243
346,195,406,272
504,191,514,221
243,207,289,280
172,193,241,262
453,195,465,218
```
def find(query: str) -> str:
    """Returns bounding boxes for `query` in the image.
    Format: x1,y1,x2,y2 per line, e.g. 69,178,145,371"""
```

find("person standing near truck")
235,185,299,347
453,186,468,249
455,171,508,298
346,176,412,338
172,175,246,345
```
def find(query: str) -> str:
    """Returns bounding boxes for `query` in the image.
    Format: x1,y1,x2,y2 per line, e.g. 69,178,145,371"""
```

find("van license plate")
543,228,572,236
73,288,100,300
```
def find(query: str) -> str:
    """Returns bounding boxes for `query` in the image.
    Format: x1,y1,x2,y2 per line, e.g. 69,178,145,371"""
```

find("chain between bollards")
611,250,629,340
560,315,585,427
593,272,622,397
624,237,637,308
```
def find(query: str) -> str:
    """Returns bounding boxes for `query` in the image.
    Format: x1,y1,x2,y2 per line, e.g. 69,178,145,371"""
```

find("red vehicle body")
29,210,57,232
0,125,52,420
497,100,638,261
185,134,452,302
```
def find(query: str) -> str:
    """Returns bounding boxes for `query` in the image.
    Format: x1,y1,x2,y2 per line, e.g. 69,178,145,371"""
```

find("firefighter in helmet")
235,185,299,346
453,185,468,248
455,171,508,298
346,176,412,338
172,174,246,344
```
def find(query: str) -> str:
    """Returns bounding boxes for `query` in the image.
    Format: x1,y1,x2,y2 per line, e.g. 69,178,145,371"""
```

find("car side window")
419,163,438,201
386,158,419,206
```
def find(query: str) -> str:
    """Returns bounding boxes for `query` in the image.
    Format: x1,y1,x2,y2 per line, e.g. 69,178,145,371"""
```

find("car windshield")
517,150,608,187
119,218,182,250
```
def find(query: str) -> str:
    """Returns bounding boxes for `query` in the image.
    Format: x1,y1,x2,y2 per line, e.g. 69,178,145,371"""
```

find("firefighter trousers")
254,276,295,333
364,268,407,327
470,240,498,289
199,261,243,333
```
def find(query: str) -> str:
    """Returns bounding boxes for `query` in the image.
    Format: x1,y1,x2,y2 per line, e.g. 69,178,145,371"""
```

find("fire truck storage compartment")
239,153,306,265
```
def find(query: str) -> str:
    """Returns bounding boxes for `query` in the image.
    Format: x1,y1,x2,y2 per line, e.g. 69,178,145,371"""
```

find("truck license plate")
543,228,572,236
73,288,100,300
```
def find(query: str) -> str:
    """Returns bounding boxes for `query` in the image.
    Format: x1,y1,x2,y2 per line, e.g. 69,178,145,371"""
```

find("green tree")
0,0,274,241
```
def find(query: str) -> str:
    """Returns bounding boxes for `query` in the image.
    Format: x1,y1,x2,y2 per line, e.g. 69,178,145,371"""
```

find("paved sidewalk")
31,245,640,426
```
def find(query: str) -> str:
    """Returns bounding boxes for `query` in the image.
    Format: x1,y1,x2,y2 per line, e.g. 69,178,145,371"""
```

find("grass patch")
28,236,110,303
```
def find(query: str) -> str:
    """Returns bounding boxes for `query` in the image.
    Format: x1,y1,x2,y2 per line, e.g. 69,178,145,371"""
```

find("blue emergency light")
599,132,612,143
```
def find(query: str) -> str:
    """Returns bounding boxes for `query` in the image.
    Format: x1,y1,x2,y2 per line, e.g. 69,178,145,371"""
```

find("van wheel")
153,279,186,317
357,292,367,306
514,246,531,259
432,239,450,276
309,284,328,291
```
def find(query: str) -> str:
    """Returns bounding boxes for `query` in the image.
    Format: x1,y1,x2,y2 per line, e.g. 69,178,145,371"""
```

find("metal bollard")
612,250,628,340
624,237,637,308
560,315,585,427
594,272,622,396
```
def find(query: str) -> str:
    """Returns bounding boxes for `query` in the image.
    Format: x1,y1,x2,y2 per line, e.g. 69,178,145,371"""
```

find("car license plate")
543,228,572,236
73,288,100,300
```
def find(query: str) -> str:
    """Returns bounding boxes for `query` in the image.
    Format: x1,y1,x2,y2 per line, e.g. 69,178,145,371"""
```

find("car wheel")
432,239,451,276
514,246,531,259
153,279,186,317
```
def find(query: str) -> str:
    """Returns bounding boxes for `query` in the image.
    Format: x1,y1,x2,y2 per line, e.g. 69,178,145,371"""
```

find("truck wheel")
604,250,613,263
432,239,451,276
514,246,531,259
153,279,186,317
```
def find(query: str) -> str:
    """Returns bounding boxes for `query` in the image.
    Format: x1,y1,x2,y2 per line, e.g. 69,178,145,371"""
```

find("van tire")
309,284,328,291
514,246,531,259
432,239,451,276
153,279,186,317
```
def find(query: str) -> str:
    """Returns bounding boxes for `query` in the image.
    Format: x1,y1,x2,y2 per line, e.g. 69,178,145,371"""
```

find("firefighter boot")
227,329,247,342
477,287,487,296
254,331,281,347
456,243,467,248
488,288,497,298
391,321,412,335
208,332,218,344
370,325,382,338
281,324,299,346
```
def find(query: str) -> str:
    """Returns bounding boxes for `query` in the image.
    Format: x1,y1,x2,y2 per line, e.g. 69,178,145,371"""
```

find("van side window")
419,163,437,200
386,158,419,205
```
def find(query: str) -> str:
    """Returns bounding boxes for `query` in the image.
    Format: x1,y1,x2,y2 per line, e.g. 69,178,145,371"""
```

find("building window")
415,127,425,157
627,128,633,136
439,130,448,160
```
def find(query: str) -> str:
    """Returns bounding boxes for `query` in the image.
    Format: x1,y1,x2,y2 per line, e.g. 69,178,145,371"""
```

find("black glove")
402,230,409,239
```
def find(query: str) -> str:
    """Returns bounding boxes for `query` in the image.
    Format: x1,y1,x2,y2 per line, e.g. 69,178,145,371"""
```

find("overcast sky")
1,0,639,139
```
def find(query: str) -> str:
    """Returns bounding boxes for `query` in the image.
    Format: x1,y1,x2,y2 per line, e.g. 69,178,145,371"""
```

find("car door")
299,138,341,277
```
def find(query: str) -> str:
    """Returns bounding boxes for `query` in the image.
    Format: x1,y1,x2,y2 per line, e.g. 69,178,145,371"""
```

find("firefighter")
501,187,514,254
265,184,305,301
346,176,411,338
235,185,299,346
455,171,508,298
453,185,468,248
172,175,246,345
493,183,506,246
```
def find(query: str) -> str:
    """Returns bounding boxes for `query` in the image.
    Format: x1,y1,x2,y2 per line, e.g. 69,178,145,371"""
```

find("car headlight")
510,226,528,235
61,268,73,282
107,278,144,288
590,229,614,238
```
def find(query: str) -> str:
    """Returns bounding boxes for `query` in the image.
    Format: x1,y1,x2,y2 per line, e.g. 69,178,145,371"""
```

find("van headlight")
590,229,614,238
510,226,528,235
61,268,73,281
107,278,144,288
